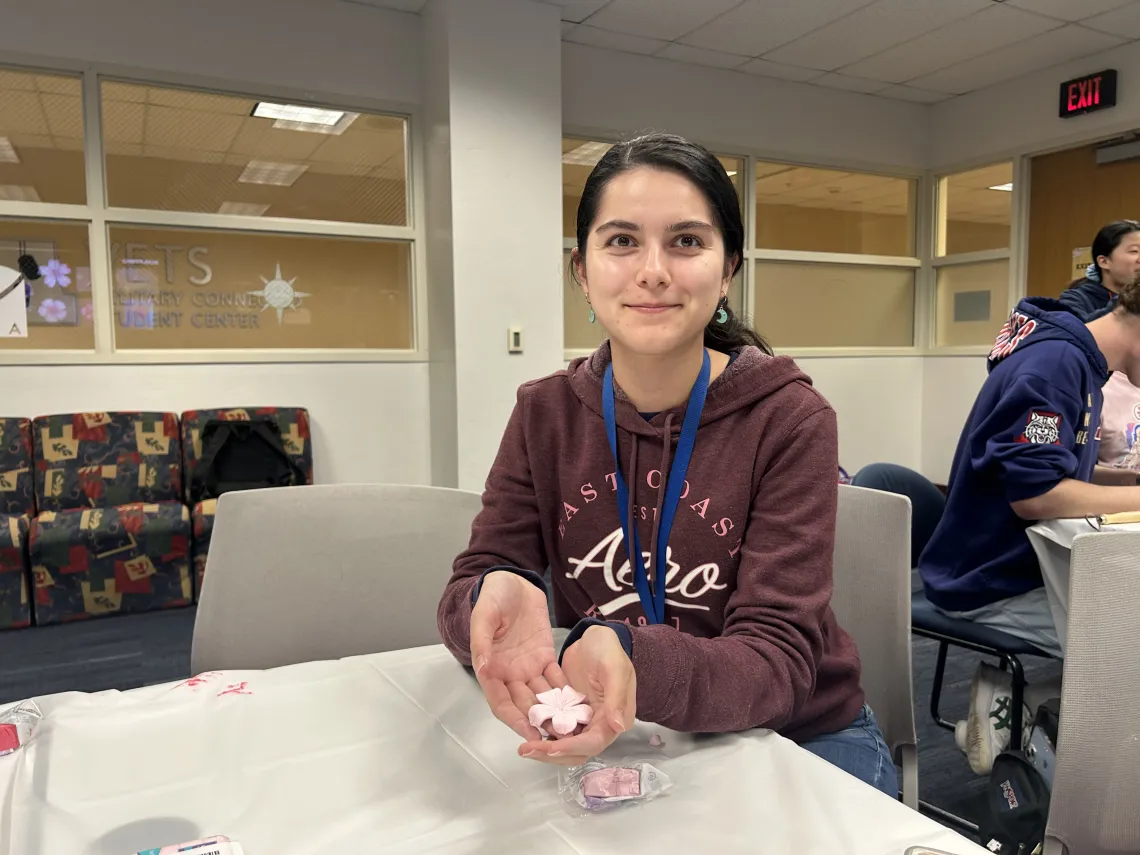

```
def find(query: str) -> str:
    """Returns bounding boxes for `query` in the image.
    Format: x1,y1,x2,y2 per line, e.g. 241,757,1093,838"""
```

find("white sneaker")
954,719,967,752
965,662,1031,775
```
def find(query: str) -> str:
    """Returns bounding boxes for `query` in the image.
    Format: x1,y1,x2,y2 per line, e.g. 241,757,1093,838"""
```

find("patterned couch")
29,412,193,624
181,407,312,596
0,418,34,630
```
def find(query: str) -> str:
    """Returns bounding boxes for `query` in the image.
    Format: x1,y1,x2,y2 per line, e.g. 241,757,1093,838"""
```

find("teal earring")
715,298,728,324
588,305,596,324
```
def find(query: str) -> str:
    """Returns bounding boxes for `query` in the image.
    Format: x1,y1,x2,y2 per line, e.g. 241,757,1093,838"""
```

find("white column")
423,0,565,492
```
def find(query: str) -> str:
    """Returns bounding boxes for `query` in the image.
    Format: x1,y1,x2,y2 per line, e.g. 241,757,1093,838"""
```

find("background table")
1028,519,1140,653
0,645,988,855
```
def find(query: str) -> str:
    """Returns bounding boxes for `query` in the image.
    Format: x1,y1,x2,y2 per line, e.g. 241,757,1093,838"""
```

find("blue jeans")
799,705,898,798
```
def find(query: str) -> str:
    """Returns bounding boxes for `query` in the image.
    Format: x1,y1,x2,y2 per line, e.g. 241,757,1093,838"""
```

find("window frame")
561,128,927,360
926,155,1029,356
0,58,427,365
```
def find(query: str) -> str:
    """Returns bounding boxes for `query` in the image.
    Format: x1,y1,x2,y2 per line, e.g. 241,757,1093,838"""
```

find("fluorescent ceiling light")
989,183,1013,191
0,184,40,202
218,201,270,216
0,137,18,164
253,102,358,135
562,141,611,167
238,160,308,187
253,102,344,126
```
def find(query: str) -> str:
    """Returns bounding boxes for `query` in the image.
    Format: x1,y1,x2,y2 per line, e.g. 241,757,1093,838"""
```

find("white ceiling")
350,0,1140,104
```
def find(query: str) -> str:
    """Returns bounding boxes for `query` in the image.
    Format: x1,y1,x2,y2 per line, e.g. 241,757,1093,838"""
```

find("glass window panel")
0,219,94,350
755,162,914,256
935,259,1010,347
101,82,408,225
938,162,1012,256
108,226,411,350
0,69,86,204
754,261,913,348
563,249,744,351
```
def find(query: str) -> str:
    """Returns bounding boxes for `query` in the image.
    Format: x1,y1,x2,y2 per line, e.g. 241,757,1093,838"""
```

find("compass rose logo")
249,263,310,325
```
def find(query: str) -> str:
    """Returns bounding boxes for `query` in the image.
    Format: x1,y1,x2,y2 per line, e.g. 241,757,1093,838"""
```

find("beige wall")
944,220,1010,256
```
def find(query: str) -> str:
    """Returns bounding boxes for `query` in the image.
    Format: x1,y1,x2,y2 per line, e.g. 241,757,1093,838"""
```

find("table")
0,645,988,855
1028,519,1140,653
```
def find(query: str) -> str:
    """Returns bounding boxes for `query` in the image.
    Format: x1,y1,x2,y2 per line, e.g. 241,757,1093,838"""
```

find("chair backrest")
0,417,34,516
181,407,313,504
1044,531,1140,855
191,483,483,673
32,412,182,511
830,484,917,765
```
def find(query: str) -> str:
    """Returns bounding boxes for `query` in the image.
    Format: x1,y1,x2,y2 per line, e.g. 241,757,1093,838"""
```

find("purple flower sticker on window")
81,302,94,322
40,259,71,289
38,298,68,323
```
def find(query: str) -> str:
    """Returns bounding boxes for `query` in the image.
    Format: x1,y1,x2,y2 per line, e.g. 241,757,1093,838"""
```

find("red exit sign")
1060,69,1117,118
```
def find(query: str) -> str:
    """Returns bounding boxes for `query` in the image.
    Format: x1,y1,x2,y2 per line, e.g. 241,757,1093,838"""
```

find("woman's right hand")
470,570,565,741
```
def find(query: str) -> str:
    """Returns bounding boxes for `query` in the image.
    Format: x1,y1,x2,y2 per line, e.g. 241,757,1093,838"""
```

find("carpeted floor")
0,578,1064,840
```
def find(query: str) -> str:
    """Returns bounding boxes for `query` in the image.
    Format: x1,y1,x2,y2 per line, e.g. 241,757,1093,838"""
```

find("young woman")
436,133,896,797
1058,220,1140,319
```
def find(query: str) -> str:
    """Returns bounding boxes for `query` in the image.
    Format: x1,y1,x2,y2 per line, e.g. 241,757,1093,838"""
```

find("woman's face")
575,167,732,357
1099,231,1140,290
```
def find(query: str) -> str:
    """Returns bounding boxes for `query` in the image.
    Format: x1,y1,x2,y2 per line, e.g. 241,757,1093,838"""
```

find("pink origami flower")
528,686,593,736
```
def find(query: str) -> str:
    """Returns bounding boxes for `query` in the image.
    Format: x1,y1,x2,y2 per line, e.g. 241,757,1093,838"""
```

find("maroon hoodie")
437,342,864,742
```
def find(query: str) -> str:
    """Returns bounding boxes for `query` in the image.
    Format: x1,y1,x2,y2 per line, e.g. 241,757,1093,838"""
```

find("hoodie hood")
988,297,1109,383
567,340,812,438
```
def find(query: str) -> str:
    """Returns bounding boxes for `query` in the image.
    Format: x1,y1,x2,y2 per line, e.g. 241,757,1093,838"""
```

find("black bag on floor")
978,699,1061,855
190,418,306,503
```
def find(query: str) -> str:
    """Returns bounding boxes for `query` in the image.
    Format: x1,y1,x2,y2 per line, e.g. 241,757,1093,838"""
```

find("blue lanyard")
602,350,710,625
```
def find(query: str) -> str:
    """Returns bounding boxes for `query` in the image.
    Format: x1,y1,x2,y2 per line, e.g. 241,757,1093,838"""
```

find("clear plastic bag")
557,757,672,815
0,700,42,757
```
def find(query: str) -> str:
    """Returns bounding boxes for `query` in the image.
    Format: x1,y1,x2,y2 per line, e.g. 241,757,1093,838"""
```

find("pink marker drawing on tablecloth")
217,681,252,697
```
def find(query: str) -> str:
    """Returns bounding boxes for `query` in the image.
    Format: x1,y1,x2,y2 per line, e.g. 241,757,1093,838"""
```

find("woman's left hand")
518,625,637,766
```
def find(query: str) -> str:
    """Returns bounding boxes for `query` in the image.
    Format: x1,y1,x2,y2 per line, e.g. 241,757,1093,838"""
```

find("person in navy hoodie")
1058,220,1140,319
920,284,1140,775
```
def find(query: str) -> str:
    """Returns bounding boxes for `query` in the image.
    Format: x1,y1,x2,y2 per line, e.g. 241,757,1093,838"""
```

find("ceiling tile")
680,0,878,58
656,43,751,69
583,0,740,41
1085,1,1140,37
765,0,991,72
1004,0,1134,22
562,24,667,54
0,91,49,135
876,84,951,103
541,0,612,23
737,58,823,81
840,4,1062,83
40,95,84,139
561,20,577,34
908,24,1126,94
812,73,890,93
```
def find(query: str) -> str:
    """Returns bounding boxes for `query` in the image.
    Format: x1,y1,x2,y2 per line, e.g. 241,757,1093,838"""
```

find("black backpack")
190,418,306,503
978,699,1061,855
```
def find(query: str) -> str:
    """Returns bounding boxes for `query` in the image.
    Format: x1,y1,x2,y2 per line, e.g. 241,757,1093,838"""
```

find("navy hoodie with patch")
919,298,1109,613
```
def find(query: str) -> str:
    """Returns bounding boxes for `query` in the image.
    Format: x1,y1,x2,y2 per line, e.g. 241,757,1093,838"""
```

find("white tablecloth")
0,645,988,855
1027,519,1140,653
